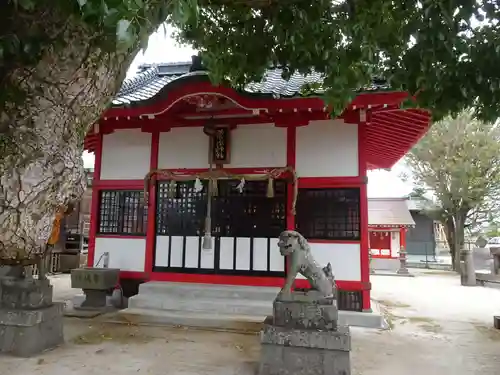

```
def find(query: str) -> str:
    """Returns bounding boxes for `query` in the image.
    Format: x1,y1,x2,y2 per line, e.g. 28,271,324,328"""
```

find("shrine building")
368,197,415,271
84,56,432,313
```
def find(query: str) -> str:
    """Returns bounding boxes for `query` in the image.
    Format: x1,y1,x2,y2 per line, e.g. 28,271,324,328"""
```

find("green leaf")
15,0,35,10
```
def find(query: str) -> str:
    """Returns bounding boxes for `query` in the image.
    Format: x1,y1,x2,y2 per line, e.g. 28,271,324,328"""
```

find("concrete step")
138,281,279,301
117,307,265,333
118,306,386,331
128,294,272,316
129,282,387,329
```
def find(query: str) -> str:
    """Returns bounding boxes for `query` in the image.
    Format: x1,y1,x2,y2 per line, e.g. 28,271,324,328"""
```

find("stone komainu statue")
277,230,336,299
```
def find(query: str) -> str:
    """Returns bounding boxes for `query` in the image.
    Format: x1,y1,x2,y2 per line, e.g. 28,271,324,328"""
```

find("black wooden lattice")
213,180,287,238
337,290,363,312
155,179,287,239
156,181,207,236
98,190,147,235
296,188,361,241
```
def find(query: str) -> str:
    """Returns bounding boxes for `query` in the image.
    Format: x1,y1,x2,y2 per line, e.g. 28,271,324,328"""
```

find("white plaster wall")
296,120,358,177
226,124,287,168
391,231,400,258
158,124,287,169
100,129,152,179
219,237,284,271
296,243,361,281
155,235,216,269
154,236,284,272
158,127,209,169
93,237,146,272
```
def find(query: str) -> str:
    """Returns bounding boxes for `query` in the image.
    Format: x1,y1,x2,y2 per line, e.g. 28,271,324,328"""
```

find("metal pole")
103,252,110,268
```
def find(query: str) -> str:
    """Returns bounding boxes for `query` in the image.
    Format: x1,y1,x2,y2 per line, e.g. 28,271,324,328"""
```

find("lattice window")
155,179,287,238
296,188,361,241
337,290,363,311
213,180,287,238
156,181,207,236
97,190,147,235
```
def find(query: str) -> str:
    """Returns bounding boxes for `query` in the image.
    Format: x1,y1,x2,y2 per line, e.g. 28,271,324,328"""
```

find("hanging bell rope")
167,180,177,199
266,177,274,198
211,178,218,197
202,136,215,250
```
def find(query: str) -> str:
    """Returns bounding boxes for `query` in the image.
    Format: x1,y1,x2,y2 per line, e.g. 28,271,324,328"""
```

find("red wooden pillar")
286,125,297,231
358,109,371,311
285,125,297,286
144,131,160,278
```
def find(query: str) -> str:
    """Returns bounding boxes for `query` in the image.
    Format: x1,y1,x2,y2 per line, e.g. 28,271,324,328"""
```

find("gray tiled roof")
406,197,440,212
368,198,416,227
113,61,390,106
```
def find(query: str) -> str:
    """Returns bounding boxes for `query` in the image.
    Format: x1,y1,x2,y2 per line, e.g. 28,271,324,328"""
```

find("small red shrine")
368,198,415,270
83,56,432,312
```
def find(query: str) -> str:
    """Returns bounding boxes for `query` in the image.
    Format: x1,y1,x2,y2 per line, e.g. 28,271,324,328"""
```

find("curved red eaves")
365,109,432,170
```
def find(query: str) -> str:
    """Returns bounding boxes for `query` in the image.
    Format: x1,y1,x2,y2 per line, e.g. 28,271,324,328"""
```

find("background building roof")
368,198,416,227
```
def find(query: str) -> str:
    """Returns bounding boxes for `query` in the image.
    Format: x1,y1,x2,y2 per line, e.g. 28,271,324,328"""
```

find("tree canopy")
403,111,500,269
2,0,500,120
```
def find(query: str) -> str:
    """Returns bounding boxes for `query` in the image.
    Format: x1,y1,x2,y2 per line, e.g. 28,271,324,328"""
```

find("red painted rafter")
374,112,430,128
367,128,416,146
367,132,416,148
367,126,419,143
365,141,407,156
370,115,427,134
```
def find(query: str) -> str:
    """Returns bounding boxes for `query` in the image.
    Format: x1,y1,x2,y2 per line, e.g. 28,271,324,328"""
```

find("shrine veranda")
83,58,432,312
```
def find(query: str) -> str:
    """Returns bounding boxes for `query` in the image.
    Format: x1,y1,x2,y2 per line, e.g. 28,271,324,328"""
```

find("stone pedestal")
258,291,351,375
71,267,119,310
460,249,476,286
0,277,64,357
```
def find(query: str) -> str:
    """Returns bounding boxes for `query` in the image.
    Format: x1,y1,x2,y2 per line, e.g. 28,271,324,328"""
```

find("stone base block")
0,277,53,310
261,318,350,351
259,343,351,375
273,293,338,330
80,289,108,308
0,303,64,357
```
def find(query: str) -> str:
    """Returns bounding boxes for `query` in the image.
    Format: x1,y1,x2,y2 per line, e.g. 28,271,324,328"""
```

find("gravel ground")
1,271,500,375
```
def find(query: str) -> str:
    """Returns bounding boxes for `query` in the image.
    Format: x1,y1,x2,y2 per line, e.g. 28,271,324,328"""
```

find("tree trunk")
443,217,456,270
453,211,467,273
0,9,135,264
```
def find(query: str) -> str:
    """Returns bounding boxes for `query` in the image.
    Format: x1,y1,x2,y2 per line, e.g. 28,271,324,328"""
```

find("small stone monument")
0,266,64,357
71,266,120,309
258,230,351,375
